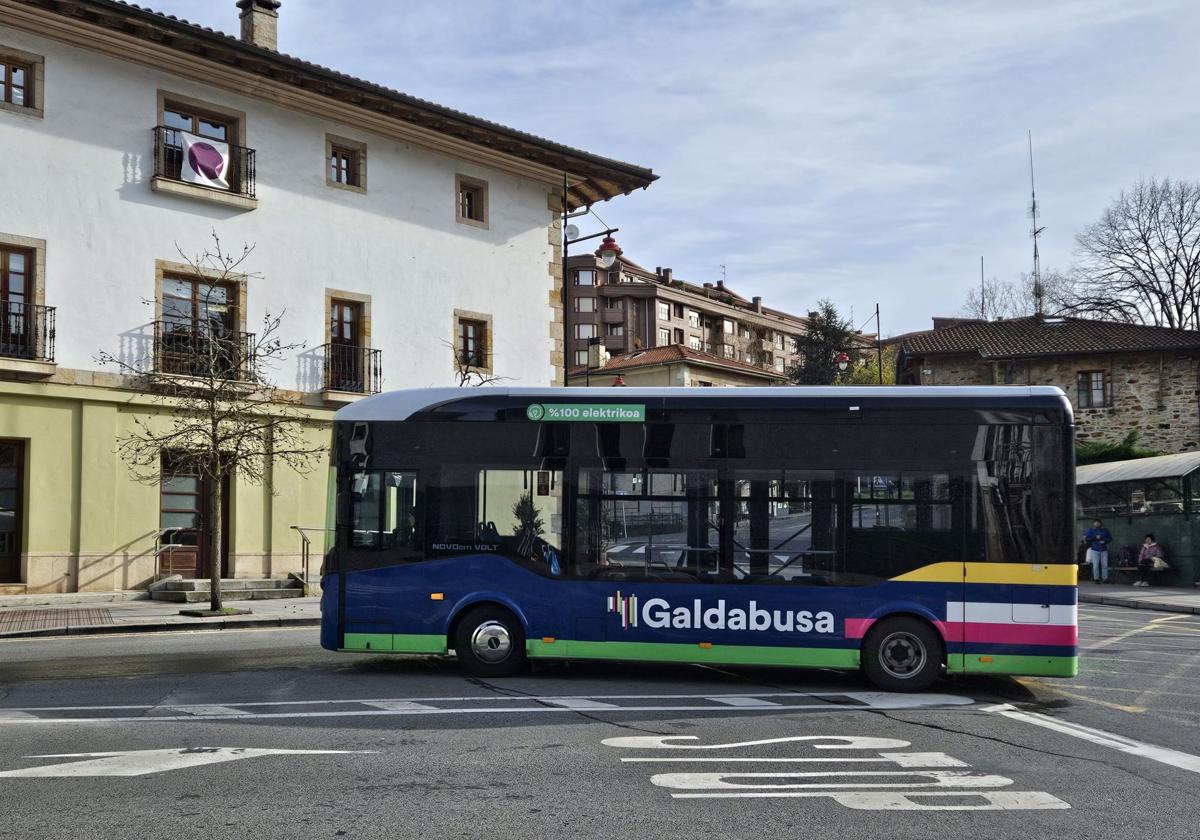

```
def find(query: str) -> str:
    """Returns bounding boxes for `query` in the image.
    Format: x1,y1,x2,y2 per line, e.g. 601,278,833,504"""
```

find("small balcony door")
0,441,23,583
0,246,33,359
329,299,364,391
159,457,229,579
161,106,240,191
160,275,239,376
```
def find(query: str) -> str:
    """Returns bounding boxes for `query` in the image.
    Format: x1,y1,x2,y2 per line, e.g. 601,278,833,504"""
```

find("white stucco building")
0,0,655,593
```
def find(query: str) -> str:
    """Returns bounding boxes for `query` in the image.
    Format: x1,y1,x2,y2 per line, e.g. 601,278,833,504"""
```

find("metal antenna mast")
1028,131,1045,316
980,255,986,320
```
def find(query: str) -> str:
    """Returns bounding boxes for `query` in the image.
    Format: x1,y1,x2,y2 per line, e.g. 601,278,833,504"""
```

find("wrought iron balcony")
0,301,55,363
152,126,257,198
321,343,381,394
153,320,255,380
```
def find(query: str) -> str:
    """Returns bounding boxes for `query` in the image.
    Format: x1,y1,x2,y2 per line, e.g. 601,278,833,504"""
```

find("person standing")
1084,519,1112,583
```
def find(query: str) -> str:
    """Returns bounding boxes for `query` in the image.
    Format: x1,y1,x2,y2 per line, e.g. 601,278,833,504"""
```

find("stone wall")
916,351,1200,453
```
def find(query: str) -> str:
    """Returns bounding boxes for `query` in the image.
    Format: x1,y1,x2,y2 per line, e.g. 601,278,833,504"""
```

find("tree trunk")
209,462,223,612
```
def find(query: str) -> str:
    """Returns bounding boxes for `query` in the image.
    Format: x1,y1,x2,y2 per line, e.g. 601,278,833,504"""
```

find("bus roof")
334,385,1069,423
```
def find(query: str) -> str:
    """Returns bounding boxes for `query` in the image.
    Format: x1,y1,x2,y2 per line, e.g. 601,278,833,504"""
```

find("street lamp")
596,235,622,270
835,352,851,373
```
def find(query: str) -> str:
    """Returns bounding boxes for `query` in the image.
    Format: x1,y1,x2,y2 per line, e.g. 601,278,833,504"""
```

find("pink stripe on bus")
945,621,1077,646
844,618,875,639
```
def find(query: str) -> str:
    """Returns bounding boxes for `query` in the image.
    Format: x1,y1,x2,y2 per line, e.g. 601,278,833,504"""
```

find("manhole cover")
0,607,114,633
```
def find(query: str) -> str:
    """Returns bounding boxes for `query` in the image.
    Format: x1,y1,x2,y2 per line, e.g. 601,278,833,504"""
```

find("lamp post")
561,174,620,388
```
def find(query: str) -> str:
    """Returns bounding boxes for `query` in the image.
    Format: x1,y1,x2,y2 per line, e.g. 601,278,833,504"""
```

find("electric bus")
320,386,1078,691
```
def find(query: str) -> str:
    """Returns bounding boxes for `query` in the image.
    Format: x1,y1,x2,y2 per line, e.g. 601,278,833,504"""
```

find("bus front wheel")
453,605,528,678
861,616,943,692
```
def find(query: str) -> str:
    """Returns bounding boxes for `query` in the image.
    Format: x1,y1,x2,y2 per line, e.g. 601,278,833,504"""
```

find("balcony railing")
322,343,381,394
153,320,255,380
152,126,257,198
0,301,55,363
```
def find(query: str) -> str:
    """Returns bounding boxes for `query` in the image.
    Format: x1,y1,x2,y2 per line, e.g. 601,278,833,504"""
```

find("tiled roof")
567,344,788,380
897,316,1200,358
24,0,655,205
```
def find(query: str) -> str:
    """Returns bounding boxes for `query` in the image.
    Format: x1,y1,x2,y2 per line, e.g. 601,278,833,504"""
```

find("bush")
1075,431,1160,466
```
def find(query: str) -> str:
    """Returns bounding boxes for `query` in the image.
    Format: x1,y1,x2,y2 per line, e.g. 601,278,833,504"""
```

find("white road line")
173,706,252,717
538,698,619,710
0,691,974,713
361,701,439,712
707,697,783,707
992,705,1200,774
0,700,979,726
623,753,968,767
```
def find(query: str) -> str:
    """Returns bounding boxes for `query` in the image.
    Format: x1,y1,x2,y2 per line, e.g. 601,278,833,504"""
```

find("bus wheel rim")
471,620,513,663
878,630,926,679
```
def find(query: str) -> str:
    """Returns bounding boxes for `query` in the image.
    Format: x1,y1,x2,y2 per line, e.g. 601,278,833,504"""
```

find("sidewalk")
1078,580,1200,615
0,595,321,639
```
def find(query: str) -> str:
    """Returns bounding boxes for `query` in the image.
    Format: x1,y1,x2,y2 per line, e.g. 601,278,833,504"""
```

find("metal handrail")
153,527,186,578
152,125,257,197
291,526,333,595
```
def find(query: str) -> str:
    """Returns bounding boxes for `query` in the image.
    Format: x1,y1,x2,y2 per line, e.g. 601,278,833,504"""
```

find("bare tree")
442,338,511,387
1072,178,1200,328
961,270,1074,320
97,234,326,612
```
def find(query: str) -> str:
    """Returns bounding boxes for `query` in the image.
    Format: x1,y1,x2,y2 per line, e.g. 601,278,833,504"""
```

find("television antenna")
1028,131,1045,316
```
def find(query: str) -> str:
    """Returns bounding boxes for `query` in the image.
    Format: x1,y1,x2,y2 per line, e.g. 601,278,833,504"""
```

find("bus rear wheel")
453,605,527,678
861,616,943,692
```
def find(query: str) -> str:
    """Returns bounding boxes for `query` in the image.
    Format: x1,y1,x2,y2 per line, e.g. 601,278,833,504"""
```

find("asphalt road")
0,604,1197,840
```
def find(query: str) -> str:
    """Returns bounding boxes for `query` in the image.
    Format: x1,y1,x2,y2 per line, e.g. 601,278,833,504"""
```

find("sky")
157,0,1200,336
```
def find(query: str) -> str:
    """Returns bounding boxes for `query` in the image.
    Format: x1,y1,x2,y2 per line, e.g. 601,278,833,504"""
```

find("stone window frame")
455,174,489,229
0,232,46,308
452,308,493,375
152,90,254,211
0,45,45,119
324,288,372,346
325,133,367,193
153,258,249,333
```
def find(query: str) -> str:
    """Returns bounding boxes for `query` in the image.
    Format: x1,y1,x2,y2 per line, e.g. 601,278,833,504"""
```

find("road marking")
174,706,252,717
362,700,439,712
670,791,1070,809
992,705,1200,774
651,769,1014,790
0,747,373,778
623,753,968,767
603,735,913,750
708,697,782,707
1082,613,1189,651
0,691,975,725
0,691,969,712
607,734,1068,810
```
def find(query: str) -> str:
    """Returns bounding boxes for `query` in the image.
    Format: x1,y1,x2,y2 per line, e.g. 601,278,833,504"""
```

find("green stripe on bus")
962,654,1078,677
527,639,860,669
343,633,447,654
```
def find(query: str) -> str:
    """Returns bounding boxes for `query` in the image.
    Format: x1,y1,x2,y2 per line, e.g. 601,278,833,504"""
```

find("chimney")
752,296,763,313
237,0,281,50
662,268,673,283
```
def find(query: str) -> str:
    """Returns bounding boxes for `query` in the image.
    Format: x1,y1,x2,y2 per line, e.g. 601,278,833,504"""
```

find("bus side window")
347,470,419,553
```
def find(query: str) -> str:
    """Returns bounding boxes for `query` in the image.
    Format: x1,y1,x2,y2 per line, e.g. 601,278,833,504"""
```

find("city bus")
320,386,1078,691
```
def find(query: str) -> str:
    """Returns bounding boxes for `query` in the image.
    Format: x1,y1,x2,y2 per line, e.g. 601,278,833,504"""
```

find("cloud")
159,0,1200,332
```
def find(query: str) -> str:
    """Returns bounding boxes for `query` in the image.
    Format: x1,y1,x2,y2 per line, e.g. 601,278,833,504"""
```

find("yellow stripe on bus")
891,562,1077,586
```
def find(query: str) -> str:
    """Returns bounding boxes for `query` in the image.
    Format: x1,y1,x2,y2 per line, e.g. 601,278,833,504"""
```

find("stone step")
150,587,306,603
158,578,299,592
0,584,28,597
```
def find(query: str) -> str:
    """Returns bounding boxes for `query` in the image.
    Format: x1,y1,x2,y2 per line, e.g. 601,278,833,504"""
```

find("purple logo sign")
187,142,226,181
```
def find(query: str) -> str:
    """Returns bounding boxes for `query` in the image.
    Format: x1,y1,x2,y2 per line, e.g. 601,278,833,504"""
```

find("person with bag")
1084,519,1112,583
1134,534,1168,587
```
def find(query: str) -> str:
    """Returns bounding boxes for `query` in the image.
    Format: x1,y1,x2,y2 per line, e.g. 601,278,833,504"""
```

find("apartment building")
565,253,807,377
0,0,654,592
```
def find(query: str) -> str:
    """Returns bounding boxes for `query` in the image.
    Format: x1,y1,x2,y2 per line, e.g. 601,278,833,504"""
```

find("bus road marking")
606,733,1069,810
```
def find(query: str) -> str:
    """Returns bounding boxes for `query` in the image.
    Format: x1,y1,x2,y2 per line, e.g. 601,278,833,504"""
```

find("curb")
1079,593,1200,616
0,616,321,640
